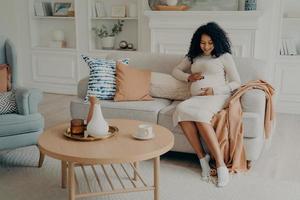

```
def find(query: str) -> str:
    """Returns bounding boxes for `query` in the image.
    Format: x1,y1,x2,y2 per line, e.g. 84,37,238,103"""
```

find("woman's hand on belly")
198,87,214,96
188,72,204,82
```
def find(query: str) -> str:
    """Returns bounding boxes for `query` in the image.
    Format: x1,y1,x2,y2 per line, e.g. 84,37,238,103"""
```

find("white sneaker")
199,154,211,179
217,166,229,187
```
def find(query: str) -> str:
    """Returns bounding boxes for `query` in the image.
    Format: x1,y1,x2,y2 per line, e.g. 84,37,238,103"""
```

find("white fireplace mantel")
144,10,263,56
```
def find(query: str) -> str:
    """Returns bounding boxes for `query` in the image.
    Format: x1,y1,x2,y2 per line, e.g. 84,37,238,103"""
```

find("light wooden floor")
39,93,78,129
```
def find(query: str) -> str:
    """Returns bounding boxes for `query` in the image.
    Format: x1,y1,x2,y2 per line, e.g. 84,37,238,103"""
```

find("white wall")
0,0,24,86
254,0,281,84
0,0,18,43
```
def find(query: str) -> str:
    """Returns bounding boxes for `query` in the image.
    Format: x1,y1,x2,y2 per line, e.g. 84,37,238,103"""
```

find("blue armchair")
0,36,45,167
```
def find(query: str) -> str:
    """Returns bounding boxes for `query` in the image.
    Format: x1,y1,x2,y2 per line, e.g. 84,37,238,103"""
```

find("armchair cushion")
15,88,43,115
0,90,17,114
0,113,44,137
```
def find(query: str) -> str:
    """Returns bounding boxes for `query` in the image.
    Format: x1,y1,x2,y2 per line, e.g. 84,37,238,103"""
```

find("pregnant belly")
190,75,225,96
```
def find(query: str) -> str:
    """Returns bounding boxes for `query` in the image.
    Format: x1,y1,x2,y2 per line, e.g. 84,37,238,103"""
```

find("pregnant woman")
172,22,241,187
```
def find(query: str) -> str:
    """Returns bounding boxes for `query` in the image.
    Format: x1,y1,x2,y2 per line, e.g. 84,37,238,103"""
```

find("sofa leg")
38,150,45,168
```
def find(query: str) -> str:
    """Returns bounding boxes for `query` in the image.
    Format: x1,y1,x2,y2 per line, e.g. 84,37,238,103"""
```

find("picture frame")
53,2,72,16
111,5,126,18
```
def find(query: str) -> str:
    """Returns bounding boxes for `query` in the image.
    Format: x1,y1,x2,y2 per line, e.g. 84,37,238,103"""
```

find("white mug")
136,124,153,139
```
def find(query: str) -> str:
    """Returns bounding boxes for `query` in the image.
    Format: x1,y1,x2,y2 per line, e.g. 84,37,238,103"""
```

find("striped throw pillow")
0,90,17,115
82,55,129,101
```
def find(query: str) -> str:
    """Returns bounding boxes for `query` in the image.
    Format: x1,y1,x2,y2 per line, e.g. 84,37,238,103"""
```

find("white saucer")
132,132,155,140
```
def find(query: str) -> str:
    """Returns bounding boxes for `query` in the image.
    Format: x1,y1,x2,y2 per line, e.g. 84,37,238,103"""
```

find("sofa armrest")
15,88,43,115
78,77,89,99
241,89,266,118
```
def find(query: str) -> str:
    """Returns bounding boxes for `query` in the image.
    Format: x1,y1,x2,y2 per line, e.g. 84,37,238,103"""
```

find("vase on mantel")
245,0,257,10
86,96,109,137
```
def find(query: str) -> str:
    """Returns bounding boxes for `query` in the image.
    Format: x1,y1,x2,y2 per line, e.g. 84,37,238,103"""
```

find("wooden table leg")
154,157,160,200
61,160,67,188
133,162,139,181
68,162,75,200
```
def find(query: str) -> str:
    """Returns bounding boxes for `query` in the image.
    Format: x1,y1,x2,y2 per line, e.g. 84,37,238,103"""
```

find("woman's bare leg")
195,122,224,168
195,122,229,187
179,121,206,159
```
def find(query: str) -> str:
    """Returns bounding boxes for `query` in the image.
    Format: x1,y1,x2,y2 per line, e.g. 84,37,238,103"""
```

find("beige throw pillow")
0,64,11,92
114,62,153,101
150,72,191,100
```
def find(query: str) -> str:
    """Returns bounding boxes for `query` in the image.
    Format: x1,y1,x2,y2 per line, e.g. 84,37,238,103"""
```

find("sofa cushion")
114,62,152,101
71,97,172,123
0,90,17,114
106,52,184,74
157,101,262,138
81,55,129,101
0,113,44,137
150,72,190,100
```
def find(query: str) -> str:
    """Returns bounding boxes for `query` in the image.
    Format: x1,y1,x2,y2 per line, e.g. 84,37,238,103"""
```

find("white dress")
172,53,241,125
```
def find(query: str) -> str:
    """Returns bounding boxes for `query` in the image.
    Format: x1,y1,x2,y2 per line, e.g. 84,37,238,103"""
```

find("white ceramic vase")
101,36,115,49
86,102,109,137
52,30,65,41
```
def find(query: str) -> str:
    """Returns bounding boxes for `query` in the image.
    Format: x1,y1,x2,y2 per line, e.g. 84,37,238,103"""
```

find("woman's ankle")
215,159,225,168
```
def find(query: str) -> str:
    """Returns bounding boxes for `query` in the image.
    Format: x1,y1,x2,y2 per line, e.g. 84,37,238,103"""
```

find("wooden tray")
64,126,118,141
155,5,189,11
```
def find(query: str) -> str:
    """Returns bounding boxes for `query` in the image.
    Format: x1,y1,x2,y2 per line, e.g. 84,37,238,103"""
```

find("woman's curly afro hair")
186,22,232,63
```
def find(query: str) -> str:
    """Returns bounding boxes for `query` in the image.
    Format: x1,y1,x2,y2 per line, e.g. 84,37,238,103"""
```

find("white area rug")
1,146,300,200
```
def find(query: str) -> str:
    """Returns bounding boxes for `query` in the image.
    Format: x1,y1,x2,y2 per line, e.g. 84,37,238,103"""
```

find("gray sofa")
70,52,272,162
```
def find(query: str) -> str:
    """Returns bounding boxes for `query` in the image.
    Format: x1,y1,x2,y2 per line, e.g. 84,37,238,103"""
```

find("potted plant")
92,20,124,49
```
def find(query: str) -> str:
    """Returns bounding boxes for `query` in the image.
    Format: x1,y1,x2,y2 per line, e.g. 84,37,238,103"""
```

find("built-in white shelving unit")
26,0,141,94
88,0,140,52
275,0,300,114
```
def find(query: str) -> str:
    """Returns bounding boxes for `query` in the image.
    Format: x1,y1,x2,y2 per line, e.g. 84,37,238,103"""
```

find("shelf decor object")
166,0,178,6
111,5,126,17
245,0,257,11
53,2,72,16
155,5,189,11
49,30,67,48
128,3,137,17
92,19,124,49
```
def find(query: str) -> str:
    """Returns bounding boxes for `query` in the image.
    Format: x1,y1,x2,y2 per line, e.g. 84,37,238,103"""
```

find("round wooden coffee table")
38,119,174,200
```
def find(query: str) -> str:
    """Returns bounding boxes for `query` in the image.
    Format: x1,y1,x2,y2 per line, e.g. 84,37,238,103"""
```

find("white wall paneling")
275,61,300,113
274,0,300,114
31,50,78,94
144,11,263,56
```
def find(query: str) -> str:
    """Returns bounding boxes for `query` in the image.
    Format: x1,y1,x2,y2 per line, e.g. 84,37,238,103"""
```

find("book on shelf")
42,2,53,16
34,1,44,16
91,2,96,17
34,1,52,16
95,1,106,17
280,38,297,56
